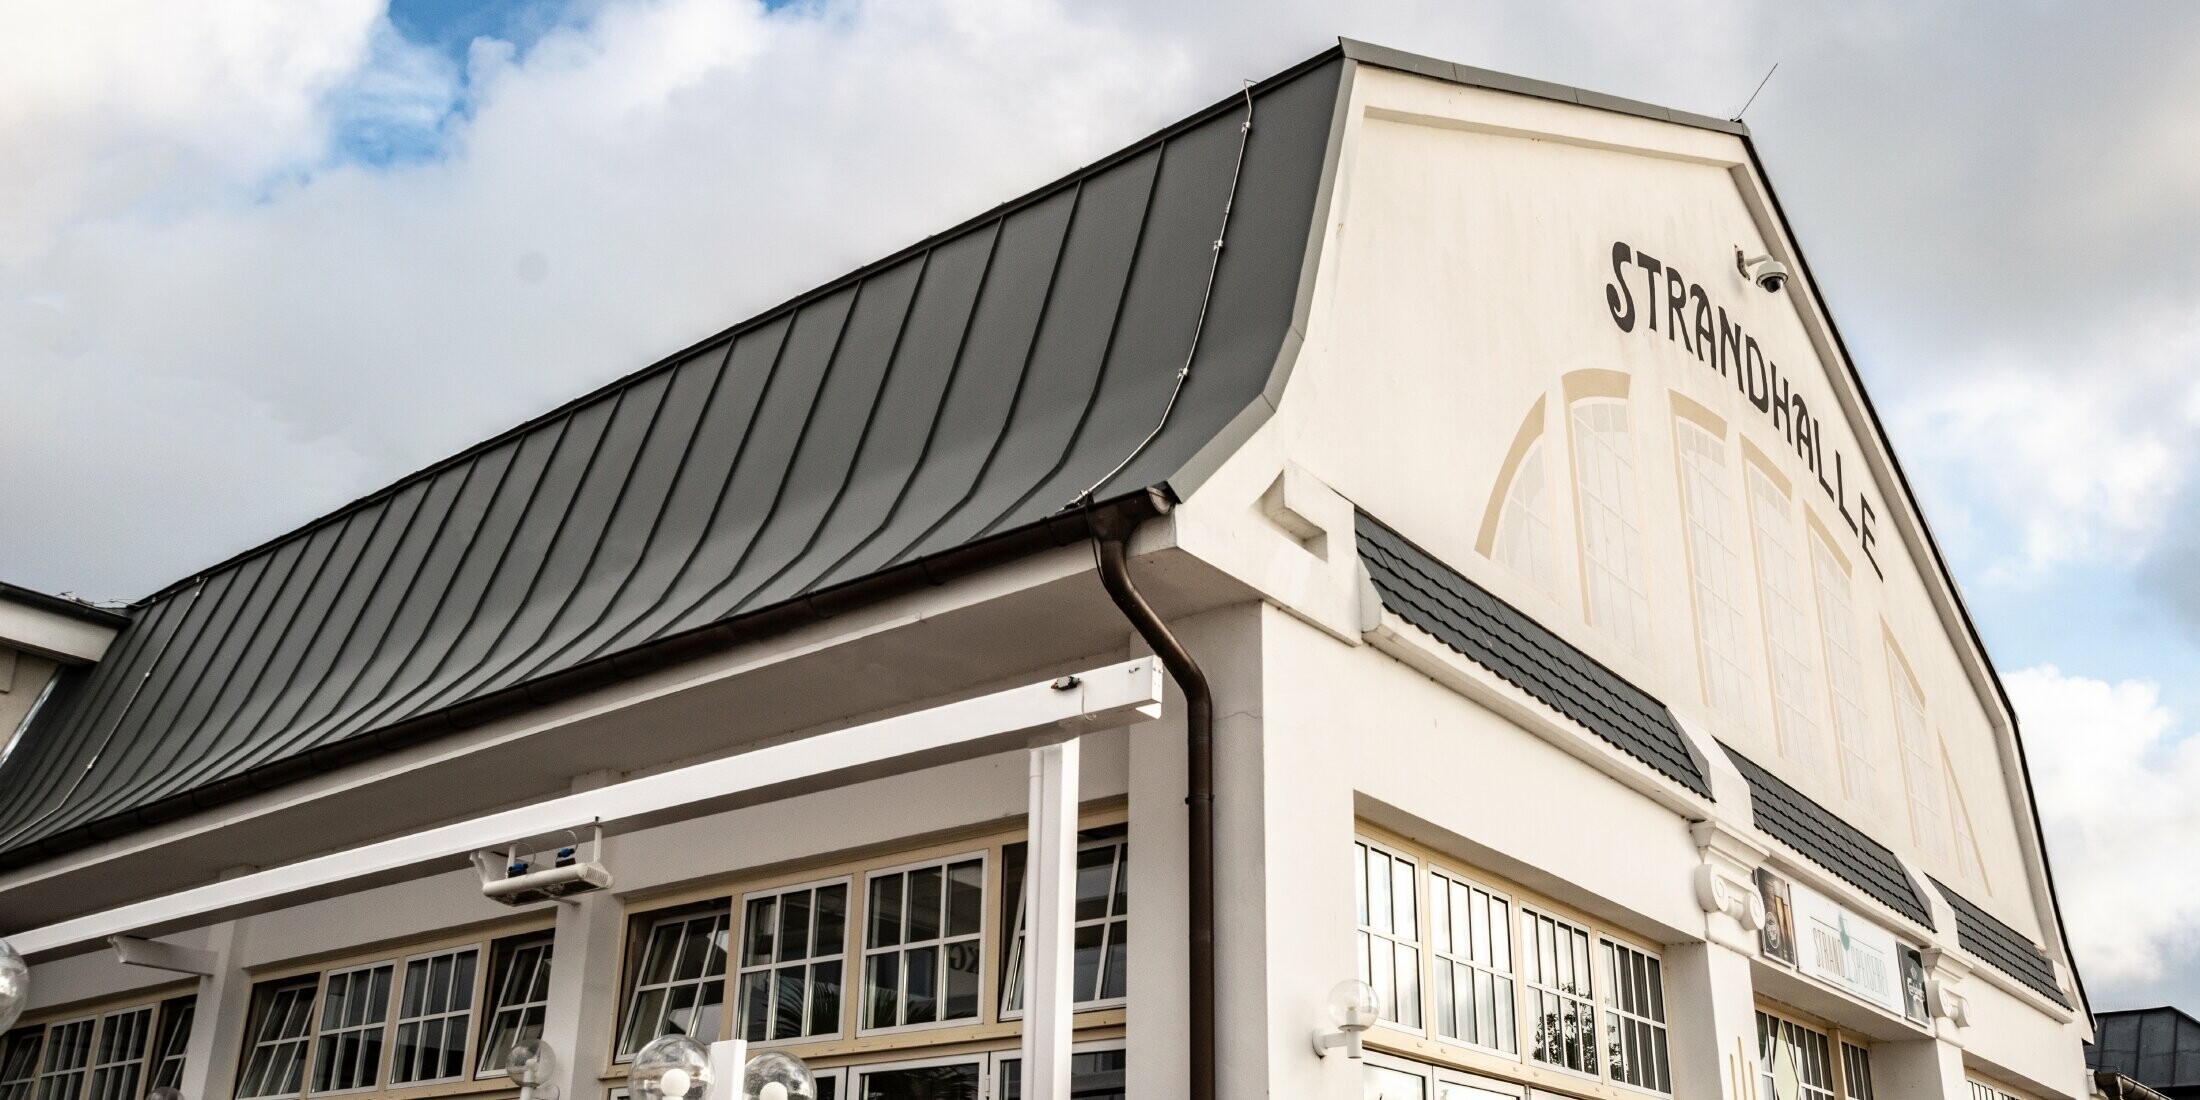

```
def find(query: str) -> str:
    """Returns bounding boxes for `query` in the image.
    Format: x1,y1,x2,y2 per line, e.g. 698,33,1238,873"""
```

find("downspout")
1090,500,1216,1100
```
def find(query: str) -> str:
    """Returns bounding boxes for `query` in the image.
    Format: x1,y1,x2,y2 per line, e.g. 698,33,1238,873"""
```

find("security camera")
1736,249,1789,294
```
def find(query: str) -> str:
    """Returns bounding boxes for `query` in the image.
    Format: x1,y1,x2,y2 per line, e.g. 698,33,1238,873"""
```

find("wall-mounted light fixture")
508,1039,560,1100
0,937,25,1033
146,1087,185,1100
628,1036,815,1100
1311,979,1380,1060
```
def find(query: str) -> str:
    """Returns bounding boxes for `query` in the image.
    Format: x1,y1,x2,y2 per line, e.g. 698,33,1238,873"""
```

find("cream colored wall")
1209,65,2041,939
0,646,61,745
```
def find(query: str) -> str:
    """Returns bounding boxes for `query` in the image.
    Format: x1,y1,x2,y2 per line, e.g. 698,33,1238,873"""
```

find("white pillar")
1662,940,1763,1099
1873,1035,1971,1099
1020,736,1080,1100
179,912,251,1100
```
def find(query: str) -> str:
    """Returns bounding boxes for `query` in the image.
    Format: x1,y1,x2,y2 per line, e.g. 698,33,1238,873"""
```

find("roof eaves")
0,582,130,628
1337,37,1749,137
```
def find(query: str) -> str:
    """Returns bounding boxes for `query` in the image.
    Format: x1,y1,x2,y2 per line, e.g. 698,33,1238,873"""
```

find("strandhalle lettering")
1604,240,1882,579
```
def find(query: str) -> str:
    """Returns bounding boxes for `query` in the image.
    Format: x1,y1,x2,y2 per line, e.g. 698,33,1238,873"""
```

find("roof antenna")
1732,62,1779,122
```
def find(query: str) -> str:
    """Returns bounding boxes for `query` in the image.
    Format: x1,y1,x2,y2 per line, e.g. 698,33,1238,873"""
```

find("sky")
2,0,2197,1013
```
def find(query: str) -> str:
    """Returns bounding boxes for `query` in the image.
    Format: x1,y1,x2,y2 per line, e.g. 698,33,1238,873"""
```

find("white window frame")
85,1008,152,1100
1674,418,1758,724
235,978,318,1099
150,999,194,1091
33,1018,94,1100
1361,1051,1527,1100
845,1051,986,1100
307,962,393,1096
1746,464,1829,774
1493,436,1560,598
1002,835,1128,1018
1598,937,1671,1096
856,852,988,1037
388,946,478,1087
617,905,731,1060
1353,839,1423,1034
1518,906,1599,1081
1886,646,1952,863
475,934,553,1079
1425,868,1515,1056
1570,397,1653,659
1757,1011,1837,1100
2,1029,44,1100
1808,529,1878,807
734,876,852,1046
1842,1040,1875,1100
992,1037,1127,1100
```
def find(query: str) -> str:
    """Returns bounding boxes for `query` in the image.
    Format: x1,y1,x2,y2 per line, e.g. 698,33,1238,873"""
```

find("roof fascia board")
1338,38,1748,137
0,599,119,665
1724,139,2088,1022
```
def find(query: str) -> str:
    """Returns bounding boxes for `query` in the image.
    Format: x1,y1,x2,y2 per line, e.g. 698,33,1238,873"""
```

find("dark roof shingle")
1721,744,1933,929
1933,876,2068,1007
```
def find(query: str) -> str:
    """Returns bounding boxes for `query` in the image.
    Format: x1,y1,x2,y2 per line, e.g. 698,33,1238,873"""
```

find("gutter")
1088,501,1217,1100
0,491,1170,872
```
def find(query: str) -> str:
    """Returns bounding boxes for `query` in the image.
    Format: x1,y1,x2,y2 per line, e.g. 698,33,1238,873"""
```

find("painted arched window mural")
1673,417,1757,723
1809,528,1877,809
1943,746,1989,889
1885,642,1952,863
1568,395,1652,658
1744,461,1827,774
1477,398,1558,598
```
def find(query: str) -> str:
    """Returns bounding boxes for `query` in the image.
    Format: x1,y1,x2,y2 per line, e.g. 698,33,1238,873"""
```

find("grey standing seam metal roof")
1719,743,1934,930
0,51,1348,866
1354,510,1713,800
2091,1008,2200,1090
1932,875,2070,1007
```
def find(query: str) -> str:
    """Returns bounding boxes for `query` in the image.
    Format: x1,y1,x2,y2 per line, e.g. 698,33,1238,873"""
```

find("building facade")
0,39,2092,1100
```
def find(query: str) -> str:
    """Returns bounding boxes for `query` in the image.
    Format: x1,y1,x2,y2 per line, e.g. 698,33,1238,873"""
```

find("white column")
1020,736,1080,1100
178,919,250,1100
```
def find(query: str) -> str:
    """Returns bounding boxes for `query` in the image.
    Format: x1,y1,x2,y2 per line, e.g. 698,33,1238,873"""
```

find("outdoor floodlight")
0,937,26,1033
629,1036,713,1100
741,1052,816,1100
1311,978,1380,1059
508,1039,559,1100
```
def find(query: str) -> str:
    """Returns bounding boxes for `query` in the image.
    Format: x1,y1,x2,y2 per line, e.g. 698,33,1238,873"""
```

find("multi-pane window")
151,999,194,1090
1354,841,1422,1030
310,964,392,1094
1600,940,1670,1094
1843,1041,1875,1100
1002,835,1128,1015
390,949,476,1085
1676,420,1757,722
861,856,984,1032
1747,466,1827,772
619,906,730,1058
84,1009,150,1100
476,935,553,1076
1426,870,1513,1053
236,980,316,1098
1494,438,1559,597
1810,531,1877,806
1758,1012,1836,1100
1946,756,1987,887
1970,1081,2027,1100
737,880,849,1043
1,1030,42,1100
1887,648,1951,862
1571,399,1652,657
1520,910,1597,1076
996,1047,1129,1100
34,1019,93,1100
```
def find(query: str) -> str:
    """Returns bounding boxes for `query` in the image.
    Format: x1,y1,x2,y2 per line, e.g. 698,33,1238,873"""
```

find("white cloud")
2014,664,2200,996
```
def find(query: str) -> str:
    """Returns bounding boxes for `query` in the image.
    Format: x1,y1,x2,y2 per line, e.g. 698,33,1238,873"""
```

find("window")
996,1045,1127,1100
1944,747,1988,888
1809,531,1876,805
390,949,476,1085
34,1019,93,1100
236,980,316,1098
1886,648,1951,862
1842,1041,1875,1100
1970,1081,2029,1100
736,880,849,1044
151,999,194,1090
85,1009,150,1100
1570,398,1652,657
1747,466,1827,772
1353,841,1422,1030
1,1030,42,1100
861,856,984,1032
1675,420,1757,722
1001,832,1128,1015
850,1056,980,1099
1757,1012,1835,1100
310,964,392,1094
620,905,730,1058
1600,940,1670,1093
1426,870,1514,1054
1494,438,1559,597
1520,910,1596,1077
477,936,553,1076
